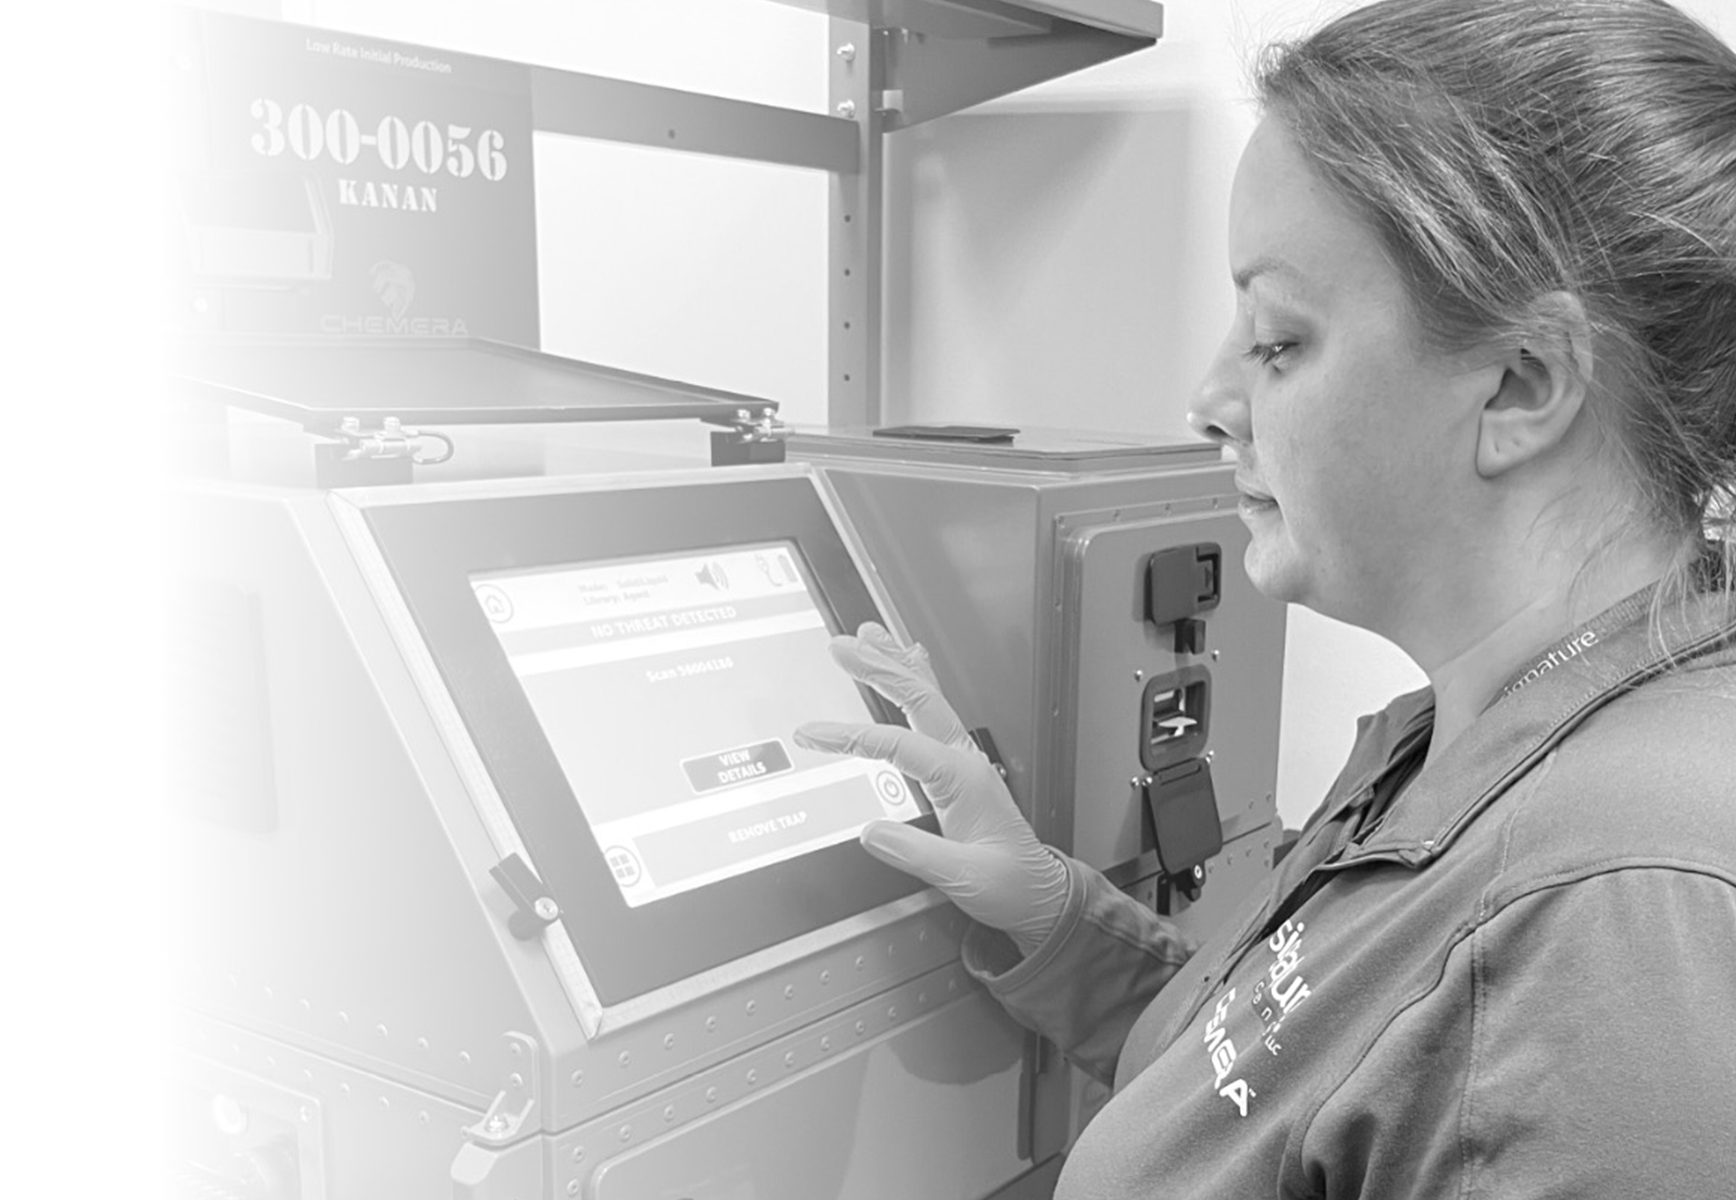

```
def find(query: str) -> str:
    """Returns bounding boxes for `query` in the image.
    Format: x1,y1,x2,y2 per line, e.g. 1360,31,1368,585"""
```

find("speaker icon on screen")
695,562,730,590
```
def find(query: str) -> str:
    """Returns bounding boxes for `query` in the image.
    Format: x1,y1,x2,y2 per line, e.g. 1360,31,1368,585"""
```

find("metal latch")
489,854,560,940
707,406,788,466
332,416,454,465
312,416,456,487
1144,758,1224,908
463,1089,536,1147
1145,543,1221,655
968,726,1010,780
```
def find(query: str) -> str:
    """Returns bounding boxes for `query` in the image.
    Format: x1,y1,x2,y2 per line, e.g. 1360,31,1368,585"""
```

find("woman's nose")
1187,342,1252,448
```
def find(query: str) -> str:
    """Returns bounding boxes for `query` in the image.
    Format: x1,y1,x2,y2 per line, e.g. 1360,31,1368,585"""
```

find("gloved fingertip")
826,631,859,657
828,636,872,672
793,721,848,750
845,640,903,679
858,820,908,861
857,621,894,646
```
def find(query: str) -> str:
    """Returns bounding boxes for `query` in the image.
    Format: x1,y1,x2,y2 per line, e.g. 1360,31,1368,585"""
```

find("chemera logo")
318,260,470,336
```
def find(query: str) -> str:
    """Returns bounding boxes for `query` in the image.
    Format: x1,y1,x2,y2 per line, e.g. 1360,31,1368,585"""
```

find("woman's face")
1190,118,1494,634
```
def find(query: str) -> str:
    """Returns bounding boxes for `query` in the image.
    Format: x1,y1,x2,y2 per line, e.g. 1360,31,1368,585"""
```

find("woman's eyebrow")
1233,255,1303,292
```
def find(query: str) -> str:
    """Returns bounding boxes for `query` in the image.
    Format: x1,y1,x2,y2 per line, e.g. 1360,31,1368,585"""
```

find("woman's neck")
1411,536,1682,768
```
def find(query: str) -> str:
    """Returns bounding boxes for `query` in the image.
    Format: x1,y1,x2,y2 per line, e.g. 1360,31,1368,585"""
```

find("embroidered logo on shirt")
1199,918,1319,1118
1204,989,1255,1117
1249,919,1313,1057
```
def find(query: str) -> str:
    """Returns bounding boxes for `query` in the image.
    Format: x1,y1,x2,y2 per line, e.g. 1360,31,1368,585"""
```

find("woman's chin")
1241,525,1307,606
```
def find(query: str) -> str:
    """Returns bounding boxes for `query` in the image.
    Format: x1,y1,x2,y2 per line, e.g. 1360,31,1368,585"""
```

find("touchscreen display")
470,543,927,908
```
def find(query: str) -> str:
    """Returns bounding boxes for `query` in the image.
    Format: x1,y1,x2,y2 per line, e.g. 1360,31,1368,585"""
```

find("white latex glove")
793,622,1070,956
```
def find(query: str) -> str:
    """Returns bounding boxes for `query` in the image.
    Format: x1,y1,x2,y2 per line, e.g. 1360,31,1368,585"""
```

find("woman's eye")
1242,340,1295,369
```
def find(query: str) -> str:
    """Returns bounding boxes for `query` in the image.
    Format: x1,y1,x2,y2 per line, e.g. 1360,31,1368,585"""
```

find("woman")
796,0,1736,1193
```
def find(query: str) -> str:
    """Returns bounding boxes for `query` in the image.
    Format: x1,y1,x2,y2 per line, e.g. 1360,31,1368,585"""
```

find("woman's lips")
1236,477,1278,517
1235,475,1277,507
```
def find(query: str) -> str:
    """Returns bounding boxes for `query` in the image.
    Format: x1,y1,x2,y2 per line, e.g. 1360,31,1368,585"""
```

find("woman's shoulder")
1497,659,1736,880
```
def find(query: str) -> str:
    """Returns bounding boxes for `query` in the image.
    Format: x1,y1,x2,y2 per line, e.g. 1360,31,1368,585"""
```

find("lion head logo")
371,261,416,320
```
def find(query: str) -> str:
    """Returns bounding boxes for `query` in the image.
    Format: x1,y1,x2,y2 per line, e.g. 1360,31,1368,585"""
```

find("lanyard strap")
1496,623,1606,701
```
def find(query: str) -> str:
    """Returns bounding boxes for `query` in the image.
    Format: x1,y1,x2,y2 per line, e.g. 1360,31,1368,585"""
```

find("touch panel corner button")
873,770,912,811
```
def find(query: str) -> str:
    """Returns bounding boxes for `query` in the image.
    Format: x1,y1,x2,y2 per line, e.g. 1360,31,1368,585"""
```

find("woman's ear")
1476,292,1595,479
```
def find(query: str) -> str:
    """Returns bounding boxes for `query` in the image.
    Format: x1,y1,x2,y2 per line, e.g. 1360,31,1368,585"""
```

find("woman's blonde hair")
1258,0,1736,613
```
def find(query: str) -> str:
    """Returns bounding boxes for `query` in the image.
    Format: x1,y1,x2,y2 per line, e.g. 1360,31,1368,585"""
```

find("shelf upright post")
828,19,886,429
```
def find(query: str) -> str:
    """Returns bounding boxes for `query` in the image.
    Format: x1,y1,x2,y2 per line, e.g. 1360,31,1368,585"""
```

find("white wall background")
286,0,1735,827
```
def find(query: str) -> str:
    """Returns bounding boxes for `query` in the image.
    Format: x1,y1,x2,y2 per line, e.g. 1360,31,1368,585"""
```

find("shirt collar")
1331,585,1736,866
1299,688,1435,832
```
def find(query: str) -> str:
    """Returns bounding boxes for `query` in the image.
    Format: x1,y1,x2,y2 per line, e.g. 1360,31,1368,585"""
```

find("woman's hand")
794,623,1069,956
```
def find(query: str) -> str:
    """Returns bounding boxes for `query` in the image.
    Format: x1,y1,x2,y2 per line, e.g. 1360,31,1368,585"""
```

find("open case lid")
172,337,781,435
787,424,1220,474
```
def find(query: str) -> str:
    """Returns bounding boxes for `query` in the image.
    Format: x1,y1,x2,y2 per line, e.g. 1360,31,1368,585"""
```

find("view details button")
682,739,793,793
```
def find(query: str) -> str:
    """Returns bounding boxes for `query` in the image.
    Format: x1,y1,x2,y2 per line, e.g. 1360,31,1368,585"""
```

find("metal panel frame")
328,469,963,1009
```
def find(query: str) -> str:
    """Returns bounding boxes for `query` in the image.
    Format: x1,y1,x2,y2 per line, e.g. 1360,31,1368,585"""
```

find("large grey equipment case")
170,364,1281,1197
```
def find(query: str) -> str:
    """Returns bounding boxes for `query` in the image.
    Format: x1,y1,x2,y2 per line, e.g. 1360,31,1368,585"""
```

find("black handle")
489,853,560,940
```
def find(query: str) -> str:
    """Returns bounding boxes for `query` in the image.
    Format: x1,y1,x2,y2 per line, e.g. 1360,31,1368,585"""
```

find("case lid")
172,337,779,433
787,425,1220,474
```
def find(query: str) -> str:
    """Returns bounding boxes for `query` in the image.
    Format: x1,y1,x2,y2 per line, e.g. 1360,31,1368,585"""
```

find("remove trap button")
682,740,793,794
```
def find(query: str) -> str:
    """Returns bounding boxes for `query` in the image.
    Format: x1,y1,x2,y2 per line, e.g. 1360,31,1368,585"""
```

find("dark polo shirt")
968,586,1736,1197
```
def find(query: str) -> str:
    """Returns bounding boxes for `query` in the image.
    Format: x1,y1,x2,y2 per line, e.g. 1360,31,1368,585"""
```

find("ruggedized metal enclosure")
169,335,1283,1200
174,466,1041,1200
170,436,1284,1200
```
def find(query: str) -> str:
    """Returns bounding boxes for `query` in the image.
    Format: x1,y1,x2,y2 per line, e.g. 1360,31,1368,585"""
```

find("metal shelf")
516,0,1163,427
772,0,1162,131
176,0,1163,443
768,0,1162,45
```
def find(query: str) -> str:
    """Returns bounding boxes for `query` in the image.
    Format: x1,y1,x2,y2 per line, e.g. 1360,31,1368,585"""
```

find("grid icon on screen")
604,846,642,886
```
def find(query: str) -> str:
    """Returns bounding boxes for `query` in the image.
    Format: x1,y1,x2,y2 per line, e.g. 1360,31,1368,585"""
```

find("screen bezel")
363,476,938,1004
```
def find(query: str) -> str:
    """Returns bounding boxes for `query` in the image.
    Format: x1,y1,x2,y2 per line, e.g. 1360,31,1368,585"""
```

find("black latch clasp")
1144,757,1224,907
1145,543,1221,655
489,853,561,940
968,727,1010,780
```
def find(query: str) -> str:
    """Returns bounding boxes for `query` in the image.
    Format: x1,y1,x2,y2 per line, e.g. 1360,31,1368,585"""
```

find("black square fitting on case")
1144,758,1224,879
